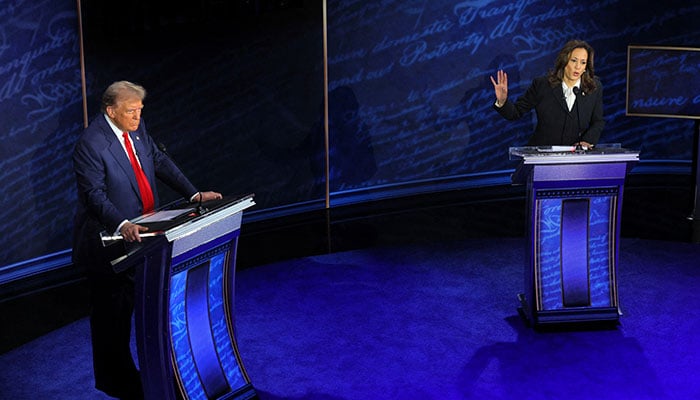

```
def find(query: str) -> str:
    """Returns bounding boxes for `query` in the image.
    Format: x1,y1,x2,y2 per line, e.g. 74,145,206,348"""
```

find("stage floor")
1,237,698,399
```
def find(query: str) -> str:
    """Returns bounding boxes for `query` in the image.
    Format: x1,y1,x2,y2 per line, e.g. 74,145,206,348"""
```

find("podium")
510,145,639,326
106,194,258,399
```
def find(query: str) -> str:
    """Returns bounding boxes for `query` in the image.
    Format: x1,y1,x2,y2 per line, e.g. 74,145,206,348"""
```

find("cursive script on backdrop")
325,0,700,190
0,1,83,268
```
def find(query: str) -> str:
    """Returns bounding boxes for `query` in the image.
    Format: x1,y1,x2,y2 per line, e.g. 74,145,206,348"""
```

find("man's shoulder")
83,114,109,133
77,116,113,148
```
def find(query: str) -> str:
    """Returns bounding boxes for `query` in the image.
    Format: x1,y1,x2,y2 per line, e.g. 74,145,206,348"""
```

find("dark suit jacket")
494,75,604,146
72,114,198,268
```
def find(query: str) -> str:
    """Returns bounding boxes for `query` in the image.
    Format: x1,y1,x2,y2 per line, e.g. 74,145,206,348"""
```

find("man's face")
107,96,143,132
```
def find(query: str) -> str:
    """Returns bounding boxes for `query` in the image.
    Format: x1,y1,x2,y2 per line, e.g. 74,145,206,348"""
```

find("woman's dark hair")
547,39,597,93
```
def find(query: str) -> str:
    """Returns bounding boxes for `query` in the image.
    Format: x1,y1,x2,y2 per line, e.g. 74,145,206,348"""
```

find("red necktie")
122,132,155,213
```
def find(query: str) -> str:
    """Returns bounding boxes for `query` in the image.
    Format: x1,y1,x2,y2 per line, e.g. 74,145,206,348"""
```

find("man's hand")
196,191,223,202
120,221,149,242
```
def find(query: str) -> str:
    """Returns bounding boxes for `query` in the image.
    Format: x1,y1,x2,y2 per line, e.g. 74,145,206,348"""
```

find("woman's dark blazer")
494,75,604,146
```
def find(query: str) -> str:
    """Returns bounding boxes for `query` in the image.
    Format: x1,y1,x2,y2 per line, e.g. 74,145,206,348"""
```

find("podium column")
124,196,258,399
510,147,639,327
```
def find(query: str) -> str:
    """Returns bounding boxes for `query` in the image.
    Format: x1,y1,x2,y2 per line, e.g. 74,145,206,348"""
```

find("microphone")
573,87,584,152
157,141,207,214
157,141,175,163
157,141,169,156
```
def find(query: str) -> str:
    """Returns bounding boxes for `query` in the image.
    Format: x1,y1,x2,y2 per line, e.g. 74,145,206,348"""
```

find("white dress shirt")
562,80,581,112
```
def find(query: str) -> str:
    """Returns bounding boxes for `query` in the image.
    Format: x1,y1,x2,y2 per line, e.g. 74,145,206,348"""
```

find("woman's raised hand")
490,69,508,106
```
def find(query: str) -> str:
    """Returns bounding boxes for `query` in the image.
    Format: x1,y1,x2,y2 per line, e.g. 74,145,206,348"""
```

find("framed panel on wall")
627,45,700,120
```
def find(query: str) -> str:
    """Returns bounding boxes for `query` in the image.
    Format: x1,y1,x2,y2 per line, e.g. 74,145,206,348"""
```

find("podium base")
220,384,259,400
517,293,620,329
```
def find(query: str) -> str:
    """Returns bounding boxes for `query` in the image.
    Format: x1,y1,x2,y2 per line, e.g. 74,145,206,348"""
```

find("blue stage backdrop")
325,0,700,197
1,0,700,274
78,0,326,214
0,0,83,268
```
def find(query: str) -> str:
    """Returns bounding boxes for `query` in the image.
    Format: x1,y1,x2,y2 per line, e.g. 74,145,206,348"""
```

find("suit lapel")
575,88,591,113
130,130,155,184
553,84,569,113
100,117,142,197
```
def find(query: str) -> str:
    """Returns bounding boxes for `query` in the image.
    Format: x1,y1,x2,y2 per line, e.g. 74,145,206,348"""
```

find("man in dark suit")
72,81,222,399
490,39,604,147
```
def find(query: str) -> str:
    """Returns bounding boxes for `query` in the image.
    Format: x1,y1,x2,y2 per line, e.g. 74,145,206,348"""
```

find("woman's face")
563,47,588,86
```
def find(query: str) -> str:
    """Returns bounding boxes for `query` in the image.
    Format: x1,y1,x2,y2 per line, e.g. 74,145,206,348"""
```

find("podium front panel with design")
510,146,639,326
113,195,258,400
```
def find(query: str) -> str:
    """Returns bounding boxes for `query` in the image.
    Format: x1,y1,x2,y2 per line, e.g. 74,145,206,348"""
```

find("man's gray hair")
101,81,147,112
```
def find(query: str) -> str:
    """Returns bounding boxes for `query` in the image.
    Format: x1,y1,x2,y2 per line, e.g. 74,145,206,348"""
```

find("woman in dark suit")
490,39,604,147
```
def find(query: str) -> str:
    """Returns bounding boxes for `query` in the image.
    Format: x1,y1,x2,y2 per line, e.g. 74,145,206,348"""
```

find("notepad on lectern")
536,146,575,152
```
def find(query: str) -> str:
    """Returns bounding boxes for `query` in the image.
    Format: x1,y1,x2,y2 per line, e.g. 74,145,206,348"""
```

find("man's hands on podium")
120,221,149,243
120,191,223,243
196,191,223,202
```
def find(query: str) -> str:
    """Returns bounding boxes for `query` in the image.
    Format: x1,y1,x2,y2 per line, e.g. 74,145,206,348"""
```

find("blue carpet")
1,238,698,399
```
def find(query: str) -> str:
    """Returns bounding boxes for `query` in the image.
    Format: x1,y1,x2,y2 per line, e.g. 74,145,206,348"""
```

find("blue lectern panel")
170,270,206,399
208,253,247,389
561,199,591,307
169,239,247,399
537,199,563,311
588,196,614,308
186,260,230,398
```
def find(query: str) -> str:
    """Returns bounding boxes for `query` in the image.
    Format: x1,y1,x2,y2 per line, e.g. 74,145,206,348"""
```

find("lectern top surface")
133,193,255,233
509,144,639,164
